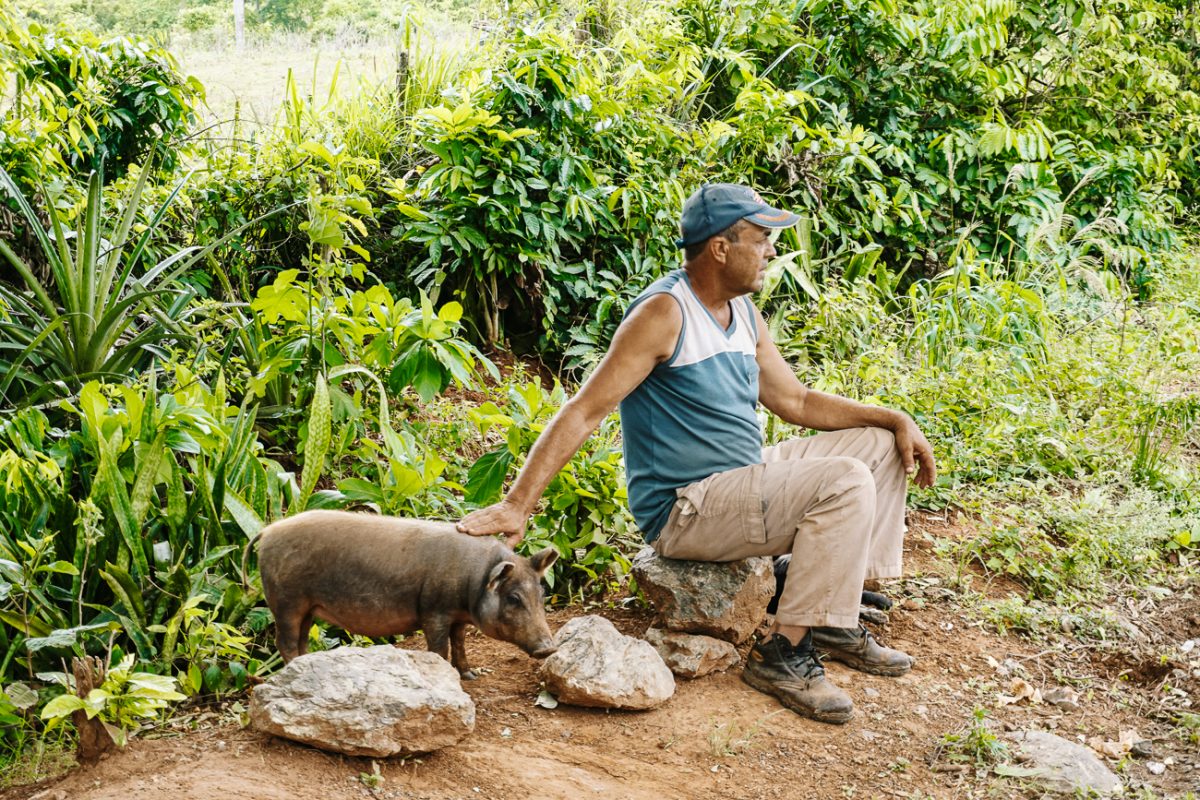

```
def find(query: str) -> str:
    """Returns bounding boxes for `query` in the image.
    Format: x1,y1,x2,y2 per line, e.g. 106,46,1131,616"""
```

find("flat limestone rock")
541,616,674,710
1006,730,1123,796
250,646,475,757
631,547,773,644
644,627,739,678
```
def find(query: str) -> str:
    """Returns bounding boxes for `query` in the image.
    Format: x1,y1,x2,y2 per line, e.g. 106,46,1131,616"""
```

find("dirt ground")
5,511,1198,800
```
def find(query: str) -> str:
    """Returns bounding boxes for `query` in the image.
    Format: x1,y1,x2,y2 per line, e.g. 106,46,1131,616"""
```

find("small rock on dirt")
859,606,888,625
1043,686,1081,711
644,626,739,678
250,645,475,757
1130,739,1154,759
631,547,773,644
1007,730,1123,796
541,616,675,710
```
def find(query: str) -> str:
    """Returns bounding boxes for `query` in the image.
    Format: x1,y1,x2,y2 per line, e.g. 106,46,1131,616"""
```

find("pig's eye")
507,593,524,608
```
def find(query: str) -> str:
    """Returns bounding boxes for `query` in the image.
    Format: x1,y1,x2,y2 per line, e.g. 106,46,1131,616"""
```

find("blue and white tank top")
618,270,763,541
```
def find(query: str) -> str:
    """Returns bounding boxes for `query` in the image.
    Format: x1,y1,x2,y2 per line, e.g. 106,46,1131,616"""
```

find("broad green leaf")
0,609,52,638
224,487,264,537
298,374,332,510
94,430,148,578
166,457,187,532
100,562,145,620
388,464,426,499
4,682,37,710
466,448,512,505
337,478,385,504
40,693,86,721
130,430,168,525
304,489,347,510
26,621,120,652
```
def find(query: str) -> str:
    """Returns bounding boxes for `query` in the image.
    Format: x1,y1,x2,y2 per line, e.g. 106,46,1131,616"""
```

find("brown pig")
249,510,559,678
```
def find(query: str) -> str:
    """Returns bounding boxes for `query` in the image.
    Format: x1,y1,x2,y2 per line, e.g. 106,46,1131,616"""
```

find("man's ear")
709,235,730,263
487,561,515,592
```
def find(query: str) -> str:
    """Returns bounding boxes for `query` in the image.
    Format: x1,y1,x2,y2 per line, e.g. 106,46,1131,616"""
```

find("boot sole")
740,670,854,725
818,649,913,677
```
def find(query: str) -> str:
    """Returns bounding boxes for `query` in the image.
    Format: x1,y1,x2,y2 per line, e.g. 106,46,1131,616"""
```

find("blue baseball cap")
676,183,800,248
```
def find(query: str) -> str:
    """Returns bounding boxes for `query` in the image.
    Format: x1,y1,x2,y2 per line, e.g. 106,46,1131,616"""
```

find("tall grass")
175,16,477,140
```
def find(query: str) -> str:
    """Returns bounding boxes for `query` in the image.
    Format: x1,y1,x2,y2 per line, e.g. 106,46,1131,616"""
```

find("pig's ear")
487,560,515,592
529,548,559,577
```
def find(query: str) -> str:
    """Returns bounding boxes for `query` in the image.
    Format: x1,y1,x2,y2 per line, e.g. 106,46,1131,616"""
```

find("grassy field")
176,34,398,129
174,21,475,132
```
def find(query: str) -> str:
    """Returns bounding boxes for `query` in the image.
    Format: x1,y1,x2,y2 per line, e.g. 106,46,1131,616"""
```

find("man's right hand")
457,500,530,549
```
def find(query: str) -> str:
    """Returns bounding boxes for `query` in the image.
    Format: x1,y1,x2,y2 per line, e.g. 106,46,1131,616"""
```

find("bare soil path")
5,512,1198,800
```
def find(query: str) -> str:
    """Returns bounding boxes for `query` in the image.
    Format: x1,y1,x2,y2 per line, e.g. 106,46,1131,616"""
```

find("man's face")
719,221,777,294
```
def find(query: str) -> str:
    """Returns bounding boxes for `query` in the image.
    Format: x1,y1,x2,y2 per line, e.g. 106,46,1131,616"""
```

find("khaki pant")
651,427,908,629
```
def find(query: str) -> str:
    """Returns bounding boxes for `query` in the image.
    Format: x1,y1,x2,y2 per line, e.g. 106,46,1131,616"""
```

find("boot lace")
775,635,824,680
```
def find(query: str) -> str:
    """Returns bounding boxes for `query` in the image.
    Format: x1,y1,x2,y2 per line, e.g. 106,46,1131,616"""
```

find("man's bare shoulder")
615,292,683,363
625,292,683,325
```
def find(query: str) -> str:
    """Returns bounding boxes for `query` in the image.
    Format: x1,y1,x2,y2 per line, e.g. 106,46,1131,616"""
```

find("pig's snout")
527,640,557,659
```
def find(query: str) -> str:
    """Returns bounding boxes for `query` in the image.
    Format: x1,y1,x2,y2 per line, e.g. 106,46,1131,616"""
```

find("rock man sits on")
458,183,937,724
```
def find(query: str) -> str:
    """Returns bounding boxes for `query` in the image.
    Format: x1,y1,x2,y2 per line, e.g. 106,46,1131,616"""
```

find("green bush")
0,17,203,180
178,6,222,33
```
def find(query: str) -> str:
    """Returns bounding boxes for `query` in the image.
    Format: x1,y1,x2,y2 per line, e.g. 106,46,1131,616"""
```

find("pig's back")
257,510,505,590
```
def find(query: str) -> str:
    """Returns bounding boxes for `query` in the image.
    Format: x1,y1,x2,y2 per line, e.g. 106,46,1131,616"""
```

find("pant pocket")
738,464,767,544
677,466,767,545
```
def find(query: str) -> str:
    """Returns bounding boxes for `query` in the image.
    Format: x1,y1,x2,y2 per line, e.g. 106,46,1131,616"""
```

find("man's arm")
457,294,682,545
753,307,937,487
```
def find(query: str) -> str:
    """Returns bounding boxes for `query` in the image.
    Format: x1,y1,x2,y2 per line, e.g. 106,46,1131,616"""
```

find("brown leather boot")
812,625,914,677
742,632,854,724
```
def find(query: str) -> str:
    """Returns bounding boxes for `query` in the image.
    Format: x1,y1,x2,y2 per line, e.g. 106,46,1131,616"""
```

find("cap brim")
745,208,801,229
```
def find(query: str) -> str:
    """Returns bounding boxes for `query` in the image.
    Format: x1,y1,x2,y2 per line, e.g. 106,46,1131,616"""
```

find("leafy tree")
0,15,204,181
251,0,323,32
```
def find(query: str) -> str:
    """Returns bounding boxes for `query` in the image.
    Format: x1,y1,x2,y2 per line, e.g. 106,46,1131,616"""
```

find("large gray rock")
541,616,674,710
250,646,475,757
644,626,739,678
1006,730,1123,796
631,547,773,644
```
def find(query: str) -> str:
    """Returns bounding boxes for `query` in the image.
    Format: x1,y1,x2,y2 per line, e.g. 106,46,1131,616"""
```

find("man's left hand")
893,415,936,488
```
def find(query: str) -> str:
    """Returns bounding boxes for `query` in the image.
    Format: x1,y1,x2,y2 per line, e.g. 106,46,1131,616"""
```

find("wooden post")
395,49,410,120
71,656,117,761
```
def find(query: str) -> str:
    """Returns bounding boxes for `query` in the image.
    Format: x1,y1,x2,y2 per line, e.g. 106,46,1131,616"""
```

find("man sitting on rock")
458,183,937,724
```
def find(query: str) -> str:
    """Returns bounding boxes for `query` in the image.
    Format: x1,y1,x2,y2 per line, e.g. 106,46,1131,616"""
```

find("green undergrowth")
0,727,75,790
947,483,1196,640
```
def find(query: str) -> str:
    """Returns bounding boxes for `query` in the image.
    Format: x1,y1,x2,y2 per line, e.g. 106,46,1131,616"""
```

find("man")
458,183,936,724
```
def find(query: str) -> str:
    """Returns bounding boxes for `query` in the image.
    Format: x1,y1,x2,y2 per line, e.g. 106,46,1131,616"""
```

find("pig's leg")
274,605,311,662
450,623,477,680
422,615,452,665
295,611,314,657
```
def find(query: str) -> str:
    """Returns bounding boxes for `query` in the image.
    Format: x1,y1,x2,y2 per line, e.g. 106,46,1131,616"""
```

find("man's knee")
825,458,875,497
